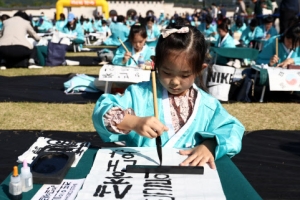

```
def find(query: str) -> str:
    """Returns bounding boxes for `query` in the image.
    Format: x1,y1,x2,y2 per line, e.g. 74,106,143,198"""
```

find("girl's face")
158,52,195,96
147,21,154,29
218,28,227,37
131,33,146,52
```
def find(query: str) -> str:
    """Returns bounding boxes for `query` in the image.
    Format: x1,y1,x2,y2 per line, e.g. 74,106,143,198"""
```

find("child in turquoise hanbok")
112,23,153,66
55,13,67,32
93,24,245,169
146,16,161,55
103,15,129,46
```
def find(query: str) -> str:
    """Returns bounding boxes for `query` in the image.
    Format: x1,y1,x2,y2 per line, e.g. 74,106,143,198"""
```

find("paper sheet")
98,65,151,83
31,179,85,200
18,137,90,167
268,68,300,91
76,147,226,200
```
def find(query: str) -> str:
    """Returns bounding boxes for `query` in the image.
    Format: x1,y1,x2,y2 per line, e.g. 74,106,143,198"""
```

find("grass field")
1,63,300,132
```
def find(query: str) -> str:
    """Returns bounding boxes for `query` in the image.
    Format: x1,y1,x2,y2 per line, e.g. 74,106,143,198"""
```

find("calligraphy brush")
150,61,162,166
117,37,138,66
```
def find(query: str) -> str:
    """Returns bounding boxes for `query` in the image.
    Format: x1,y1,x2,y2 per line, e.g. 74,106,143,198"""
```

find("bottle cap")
13,166,18,177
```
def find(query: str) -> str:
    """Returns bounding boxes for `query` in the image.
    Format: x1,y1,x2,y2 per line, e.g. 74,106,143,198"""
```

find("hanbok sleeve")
197,99,245,160
112,45,127,66
103,107,135,134
256,38,275,65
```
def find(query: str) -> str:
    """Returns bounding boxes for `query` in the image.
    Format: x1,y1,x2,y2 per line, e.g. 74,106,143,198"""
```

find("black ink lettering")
210,72,217,82
104,179,130,184
220,73,229,84
124,160,137,166
113,184,132,199
144,172,149,179
110,151,116,158
93,185,111,197
107,160,119,172
216,72,221,83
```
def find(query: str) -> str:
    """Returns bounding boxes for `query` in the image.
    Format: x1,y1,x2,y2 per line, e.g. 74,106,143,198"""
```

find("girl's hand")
276,58,294,68
123,52,132,63
179,139,217,169
269,55,279,66
133,116,169,138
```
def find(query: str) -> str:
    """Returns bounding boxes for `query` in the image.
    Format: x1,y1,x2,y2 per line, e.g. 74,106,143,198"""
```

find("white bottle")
9,166,22,200
21,160,33,192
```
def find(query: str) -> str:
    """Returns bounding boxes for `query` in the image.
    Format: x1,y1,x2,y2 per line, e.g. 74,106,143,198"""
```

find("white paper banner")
32,179,85,200
18,137,90,167
267,68,300,91
98,65,151,83
76,147,226,200
207,65,236,101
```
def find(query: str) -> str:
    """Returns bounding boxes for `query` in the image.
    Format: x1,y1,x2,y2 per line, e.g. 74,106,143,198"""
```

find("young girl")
240,19,263,47
93,25,244,168
214,21,236,65
112,23,153,66
145,16,161,54
256,23,300,68
62,13,85,46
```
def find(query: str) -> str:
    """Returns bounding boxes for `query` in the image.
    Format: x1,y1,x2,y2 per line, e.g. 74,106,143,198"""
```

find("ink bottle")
21,160,33,192
9,166,22,200
138,54,145,68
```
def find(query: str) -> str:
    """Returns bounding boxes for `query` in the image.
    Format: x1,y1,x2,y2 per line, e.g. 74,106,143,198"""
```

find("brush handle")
118,37,130,53
276,37,278,57
151,71,159,118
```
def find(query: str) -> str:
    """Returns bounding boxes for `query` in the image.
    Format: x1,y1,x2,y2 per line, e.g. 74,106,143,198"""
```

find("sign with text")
76,147,225,200
70,0,96,6
268,68,300,91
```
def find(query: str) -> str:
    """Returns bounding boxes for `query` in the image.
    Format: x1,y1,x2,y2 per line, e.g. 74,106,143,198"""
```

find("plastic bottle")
21,160,33,192
138,54,145,68
9,166,22,200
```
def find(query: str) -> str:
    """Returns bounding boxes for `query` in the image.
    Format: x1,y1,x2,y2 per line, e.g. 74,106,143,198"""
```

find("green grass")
1,66,300,131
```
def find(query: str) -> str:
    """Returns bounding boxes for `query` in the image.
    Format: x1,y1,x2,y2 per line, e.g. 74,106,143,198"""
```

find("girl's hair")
146,16,155,23
263,15,274,24
281,23,300,50
60,13,65,20
205,14,213,25
217,21,229,32
155,24,206,88
235,17,243,28
249,18,258,28
14,10,30,22
128,23,147,41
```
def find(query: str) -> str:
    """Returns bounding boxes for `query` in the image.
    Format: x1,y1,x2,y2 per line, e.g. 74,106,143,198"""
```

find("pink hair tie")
161,27,189,38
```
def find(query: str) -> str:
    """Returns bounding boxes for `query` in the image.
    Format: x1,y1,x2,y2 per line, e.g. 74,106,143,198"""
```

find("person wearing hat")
62,13,85,49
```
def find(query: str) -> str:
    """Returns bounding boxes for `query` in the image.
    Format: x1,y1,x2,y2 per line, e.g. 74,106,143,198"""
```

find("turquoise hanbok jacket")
257,25,278,39
92,82,244,160
214,33,236,65
55,20,67,32
240,27,264,46
231,23,247,34
37,20,53,32
83,21,94,33
93,19,102,31
112,41,152,66
103,22,129,46
198,23,218,41
256,36,300,65
62,23,85,41
146,25,160,54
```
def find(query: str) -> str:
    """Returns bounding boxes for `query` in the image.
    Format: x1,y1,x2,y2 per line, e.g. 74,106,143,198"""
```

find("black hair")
155,24,206,89
117,15,125,23
281,23,300,50
14,10,30,22
146,16,155,23
235,17,243,28
249,18,258,27
1,14,10,21
169,17,191,26
205,14,213,25
60,13,65,20
263,15,274,24
217,20,229,33
102,20,107,25
128,23,147,41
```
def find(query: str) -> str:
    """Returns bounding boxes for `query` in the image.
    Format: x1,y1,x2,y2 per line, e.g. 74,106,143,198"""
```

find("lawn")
1,66,300,131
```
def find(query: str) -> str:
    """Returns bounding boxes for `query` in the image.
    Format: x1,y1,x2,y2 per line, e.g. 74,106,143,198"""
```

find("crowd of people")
0,0,299,70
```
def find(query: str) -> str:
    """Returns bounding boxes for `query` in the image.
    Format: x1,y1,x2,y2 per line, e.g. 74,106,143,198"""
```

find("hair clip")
134,23,141,26
161,27,189,38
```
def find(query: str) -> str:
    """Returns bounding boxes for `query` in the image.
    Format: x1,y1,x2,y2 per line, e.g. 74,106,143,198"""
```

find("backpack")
97,49,114,63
